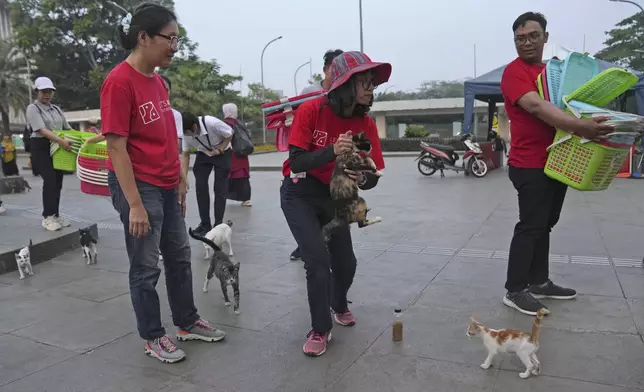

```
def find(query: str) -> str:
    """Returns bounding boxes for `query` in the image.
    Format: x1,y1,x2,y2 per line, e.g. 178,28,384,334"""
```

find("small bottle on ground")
392,308,403,342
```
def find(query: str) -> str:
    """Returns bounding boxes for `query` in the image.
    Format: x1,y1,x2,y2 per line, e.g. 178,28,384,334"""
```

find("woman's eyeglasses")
155,33,183,50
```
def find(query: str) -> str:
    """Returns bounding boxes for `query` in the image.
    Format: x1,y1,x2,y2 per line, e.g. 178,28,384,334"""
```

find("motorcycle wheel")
467,157,488,178
418,157,437,176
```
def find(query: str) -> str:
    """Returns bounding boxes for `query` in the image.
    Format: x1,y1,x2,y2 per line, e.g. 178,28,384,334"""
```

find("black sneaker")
503,289,550,316
193,223,212,237
290,247,301,261
529,280,577,300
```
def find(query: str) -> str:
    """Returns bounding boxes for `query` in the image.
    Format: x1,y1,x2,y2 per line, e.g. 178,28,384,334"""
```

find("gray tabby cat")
188,228,240,314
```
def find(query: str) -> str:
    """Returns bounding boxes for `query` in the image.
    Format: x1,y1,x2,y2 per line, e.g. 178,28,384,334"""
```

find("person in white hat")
26,76,74,232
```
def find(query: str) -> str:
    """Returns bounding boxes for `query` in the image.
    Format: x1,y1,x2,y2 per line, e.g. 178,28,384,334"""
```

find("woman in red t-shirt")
280,51,390,357
100,3,225,364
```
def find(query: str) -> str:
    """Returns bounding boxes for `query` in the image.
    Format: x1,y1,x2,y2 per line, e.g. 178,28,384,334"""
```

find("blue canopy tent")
462,59,644,135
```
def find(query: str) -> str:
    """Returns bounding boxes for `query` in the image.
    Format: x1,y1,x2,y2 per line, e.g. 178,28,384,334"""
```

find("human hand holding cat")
333,131,353,155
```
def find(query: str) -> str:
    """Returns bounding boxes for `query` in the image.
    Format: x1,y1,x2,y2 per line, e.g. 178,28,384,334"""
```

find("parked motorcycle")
415,134,488,178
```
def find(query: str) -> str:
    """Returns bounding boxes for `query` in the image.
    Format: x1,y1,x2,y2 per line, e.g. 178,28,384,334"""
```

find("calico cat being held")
467,308,546,379
189,228,241,314
321,131,383,243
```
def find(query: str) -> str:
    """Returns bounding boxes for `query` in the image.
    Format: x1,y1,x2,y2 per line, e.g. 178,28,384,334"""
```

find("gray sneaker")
177,318,226,343
144,335,186,363
503,289,550,316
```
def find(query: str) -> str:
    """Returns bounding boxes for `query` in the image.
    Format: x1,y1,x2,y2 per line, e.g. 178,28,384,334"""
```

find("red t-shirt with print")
100,62,180,189
281,96,385,184
500,57,556,168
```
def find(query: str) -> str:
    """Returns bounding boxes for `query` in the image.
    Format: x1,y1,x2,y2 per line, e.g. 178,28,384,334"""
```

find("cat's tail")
188,228,222,252
529,308,546,344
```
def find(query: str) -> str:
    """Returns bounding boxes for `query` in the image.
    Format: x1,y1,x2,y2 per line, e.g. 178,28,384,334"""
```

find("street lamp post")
260,35,283,145
609,0,644,12
359,0,364,52
294,60,311,96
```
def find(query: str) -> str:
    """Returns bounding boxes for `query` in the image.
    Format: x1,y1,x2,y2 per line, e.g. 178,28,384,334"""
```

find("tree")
162,58,241,116
375,80,465,101
404,124,429,138
596,12,644,70
9,0,193,110
239,82,280,128
308,73,323,85
0,41,30,137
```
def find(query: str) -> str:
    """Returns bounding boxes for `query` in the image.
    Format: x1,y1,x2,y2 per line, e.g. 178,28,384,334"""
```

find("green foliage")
0,40,30,136
238,82,280,128
596,12,644,70
308,73,323,85
375,80,465,101
404,124,429,138
9,0,191,110
162,58,241,116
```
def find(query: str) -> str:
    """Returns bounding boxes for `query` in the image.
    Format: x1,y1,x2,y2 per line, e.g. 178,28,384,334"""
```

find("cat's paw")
372,216,382,224
229,253,234,257
224,302,231,306
531,368,540,376
519,371,531,379
480,363,491,370
203,288,209,293
19,275,25,280
28,271,34,276
234,310,240,315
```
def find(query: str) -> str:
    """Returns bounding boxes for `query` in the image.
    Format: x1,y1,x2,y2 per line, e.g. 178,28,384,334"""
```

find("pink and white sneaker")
303,330,332,357
332,309,356,327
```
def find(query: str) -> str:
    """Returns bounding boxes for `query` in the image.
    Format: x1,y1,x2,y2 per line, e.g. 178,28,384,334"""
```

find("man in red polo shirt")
500,12,613,316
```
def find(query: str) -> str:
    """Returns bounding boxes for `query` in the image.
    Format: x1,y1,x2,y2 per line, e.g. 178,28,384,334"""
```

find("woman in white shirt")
180,112,233,236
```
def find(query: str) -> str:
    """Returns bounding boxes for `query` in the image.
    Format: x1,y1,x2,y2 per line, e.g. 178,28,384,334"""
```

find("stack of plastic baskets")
77,141,110,196
540,55,641,191
50,130,97,172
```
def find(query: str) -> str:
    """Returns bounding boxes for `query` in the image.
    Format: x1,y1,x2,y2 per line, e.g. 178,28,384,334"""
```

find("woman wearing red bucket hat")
280,51,390,357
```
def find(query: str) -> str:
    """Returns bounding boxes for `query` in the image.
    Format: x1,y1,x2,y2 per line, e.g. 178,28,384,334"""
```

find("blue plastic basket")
545,58,563,107
556,52,599,106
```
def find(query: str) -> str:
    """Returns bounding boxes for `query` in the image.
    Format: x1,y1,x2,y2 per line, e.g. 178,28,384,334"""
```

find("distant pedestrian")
26,76,74,232
180,112,233,236
1,135,19,176
101,3,226,364
222,103,252,207
87,118,100,134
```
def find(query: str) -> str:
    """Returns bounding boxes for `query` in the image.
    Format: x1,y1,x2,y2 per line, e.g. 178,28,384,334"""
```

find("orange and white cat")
466,308,546,379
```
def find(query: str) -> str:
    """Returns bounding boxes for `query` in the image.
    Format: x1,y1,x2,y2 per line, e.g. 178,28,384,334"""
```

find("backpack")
224,119,254,156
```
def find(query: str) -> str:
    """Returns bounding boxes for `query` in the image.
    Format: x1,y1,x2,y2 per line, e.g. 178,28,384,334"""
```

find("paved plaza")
0,154,643,391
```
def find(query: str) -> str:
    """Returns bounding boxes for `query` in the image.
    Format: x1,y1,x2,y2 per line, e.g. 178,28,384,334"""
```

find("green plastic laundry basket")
50,130,97,172
544,130,630,191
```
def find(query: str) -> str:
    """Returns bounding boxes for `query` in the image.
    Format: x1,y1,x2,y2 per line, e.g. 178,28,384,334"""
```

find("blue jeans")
108,171,199,340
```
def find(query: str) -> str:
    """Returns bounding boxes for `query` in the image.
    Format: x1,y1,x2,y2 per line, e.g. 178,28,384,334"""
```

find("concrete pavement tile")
183,329,373,392
542,295,638,334
327,352,498,392
0,334,77,388
432,257,506,289
48,270,128,302
413,282,512,315
367,305,514,369
0,282,41,301
157,380,235,392
0,354,178,392
500,329,644,389
549,263,623,298
0,290,96,333
246,262,307,297
12,294,135,353
223,241,300,267
357,252,449,283
192,289,301,332
347,273,429,309
494,370,643,391
627,299,644,335
617,272,644,299
90,322,257,377
51,246,130,274
353,248,386,264
0,261,103,291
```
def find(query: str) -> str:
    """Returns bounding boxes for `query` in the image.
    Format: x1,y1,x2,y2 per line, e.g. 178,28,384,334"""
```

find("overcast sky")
174,0,637,96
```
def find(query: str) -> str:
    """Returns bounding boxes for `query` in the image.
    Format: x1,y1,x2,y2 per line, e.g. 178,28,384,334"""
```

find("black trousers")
193,150,231,227
30,138,64,218
1,159,19,176
280,176,357,334
505,166,568,292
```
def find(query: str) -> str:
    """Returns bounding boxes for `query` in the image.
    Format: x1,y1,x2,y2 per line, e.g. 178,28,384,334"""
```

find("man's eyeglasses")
156,33,183,50
514,32,542,46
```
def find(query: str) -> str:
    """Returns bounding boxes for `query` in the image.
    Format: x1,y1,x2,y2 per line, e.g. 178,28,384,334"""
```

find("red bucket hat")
327,51,392,93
